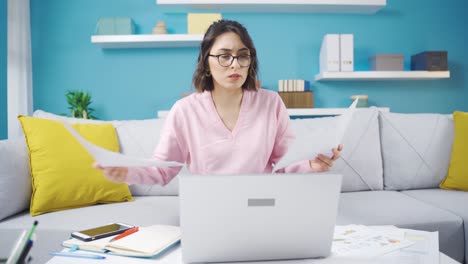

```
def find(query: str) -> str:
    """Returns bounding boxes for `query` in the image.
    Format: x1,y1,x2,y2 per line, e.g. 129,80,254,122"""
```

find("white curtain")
7,0,33,139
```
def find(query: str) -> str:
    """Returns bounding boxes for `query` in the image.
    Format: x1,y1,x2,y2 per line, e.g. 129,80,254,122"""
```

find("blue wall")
29,0,467,121
0,0,7,139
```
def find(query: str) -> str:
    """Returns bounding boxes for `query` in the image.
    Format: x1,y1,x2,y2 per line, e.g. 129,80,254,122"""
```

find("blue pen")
49,251,106,260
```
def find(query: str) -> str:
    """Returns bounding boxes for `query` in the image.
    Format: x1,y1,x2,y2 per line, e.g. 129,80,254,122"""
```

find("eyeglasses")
208,54,251,67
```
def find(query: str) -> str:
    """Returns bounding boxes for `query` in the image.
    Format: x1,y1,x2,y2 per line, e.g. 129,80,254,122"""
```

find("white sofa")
0,108,467,264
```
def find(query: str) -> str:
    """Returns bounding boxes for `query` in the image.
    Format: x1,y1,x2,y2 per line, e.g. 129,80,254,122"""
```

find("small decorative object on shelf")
370,54,404,71
187,13,222,34
411,51,448,71
256,80,261,89
350,95,368,108
152,21,167,34
95,17,135,35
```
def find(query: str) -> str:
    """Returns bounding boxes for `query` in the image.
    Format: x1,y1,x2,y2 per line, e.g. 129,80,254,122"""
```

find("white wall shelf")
315,71,451,81
91,34,204,49
156,0,386,14
287,107,389,116
157,107,389,118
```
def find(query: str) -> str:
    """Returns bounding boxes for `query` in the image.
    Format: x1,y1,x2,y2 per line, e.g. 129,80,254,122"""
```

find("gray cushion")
337,190,464,262
330,108,383,192
0,139,31,221
379,112,454,190
0,196,180,263
32,110,180,196
402,189,468,263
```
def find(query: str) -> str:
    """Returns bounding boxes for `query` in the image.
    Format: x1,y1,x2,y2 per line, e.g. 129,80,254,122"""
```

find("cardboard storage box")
369,54,404,71
95,17,135,35
411,51,448,71
278,92,313,108
188,13,222,34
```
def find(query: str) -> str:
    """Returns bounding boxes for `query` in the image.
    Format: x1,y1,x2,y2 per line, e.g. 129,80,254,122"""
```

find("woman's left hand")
309,144,343,172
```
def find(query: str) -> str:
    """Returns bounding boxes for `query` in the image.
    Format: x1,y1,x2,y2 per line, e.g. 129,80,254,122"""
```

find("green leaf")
65,90,98,119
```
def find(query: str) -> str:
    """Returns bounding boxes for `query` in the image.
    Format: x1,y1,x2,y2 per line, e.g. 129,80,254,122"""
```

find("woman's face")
208,32,251,92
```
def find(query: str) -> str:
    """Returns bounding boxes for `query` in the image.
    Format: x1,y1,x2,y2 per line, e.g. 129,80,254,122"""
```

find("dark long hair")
192,20,259,92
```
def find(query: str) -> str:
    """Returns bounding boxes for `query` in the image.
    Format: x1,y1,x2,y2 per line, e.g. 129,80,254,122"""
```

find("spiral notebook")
62,225,180,258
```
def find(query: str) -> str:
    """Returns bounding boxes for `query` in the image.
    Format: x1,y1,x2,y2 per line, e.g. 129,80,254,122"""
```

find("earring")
205,71,211,77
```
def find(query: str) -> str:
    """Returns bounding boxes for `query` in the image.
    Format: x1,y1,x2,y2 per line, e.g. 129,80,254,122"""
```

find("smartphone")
71,223,134,242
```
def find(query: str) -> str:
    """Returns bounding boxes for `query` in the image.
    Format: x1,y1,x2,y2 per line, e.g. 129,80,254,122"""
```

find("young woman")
95,20,342,185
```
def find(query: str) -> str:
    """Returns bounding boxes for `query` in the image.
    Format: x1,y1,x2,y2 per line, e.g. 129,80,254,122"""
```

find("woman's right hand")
93,162,129,183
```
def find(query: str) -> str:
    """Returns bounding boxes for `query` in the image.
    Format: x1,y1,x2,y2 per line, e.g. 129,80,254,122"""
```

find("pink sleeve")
269,96,314,174
125,104,186,186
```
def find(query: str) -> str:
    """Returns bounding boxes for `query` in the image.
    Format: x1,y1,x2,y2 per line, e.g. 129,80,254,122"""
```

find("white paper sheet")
273,98,358,171
62,121,184,168
331,225,415,258
383,229,440,264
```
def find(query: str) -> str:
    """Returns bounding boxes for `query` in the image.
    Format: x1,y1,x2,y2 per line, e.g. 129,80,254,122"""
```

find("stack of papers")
332,225,414,257
378,226,440,264
332,225,439,264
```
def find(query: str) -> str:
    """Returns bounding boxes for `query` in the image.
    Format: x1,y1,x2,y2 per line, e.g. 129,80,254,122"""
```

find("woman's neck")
211,88,243,109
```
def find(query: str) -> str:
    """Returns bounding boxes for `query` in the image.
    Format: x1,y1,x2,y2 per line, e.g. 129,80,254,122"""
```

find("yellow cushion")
18,116,133,216
440,111,468,191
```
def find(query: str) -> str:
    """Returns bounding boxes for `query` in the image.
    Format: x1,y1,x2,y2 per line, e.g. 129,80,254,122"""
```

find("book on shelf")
278,79,310,92
62,225,180,258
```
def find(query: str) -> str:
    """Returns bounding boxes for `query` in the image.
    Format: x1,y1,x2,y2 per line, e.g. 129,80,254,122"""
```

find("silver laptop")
179,173,342,263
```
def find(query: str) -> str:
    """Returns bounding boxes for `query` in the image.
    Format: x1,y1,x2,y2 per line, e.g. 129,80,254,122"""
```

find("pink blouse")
126,89,312,186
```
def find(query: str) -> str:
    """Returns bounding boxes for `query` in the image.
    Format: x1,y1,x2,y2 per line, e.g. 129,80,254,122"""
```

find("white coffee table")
46,246,460,264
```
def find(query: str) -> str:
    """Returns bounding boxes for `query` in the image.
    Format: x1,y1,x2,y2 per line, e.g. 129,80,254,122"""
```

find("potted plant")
65,90,97,119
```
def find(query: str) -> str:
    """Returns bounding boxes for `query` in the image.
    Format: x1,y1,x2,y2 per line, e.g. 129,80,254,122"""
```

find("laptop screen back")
179,173,342,263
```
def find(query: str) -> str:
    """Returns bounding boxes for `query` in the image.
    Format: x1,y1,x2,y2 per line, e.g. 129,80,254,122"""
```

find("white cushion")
0,138,31,220
379,112,454,190
32,110,180,196
287,108,383,192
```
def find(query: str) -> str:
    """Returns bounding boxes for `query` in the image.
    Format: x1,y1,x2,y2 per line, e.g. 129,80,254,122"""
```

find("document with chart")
274,98,358,171
381,227,439,264
62,121,183,168
332,225,415,257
